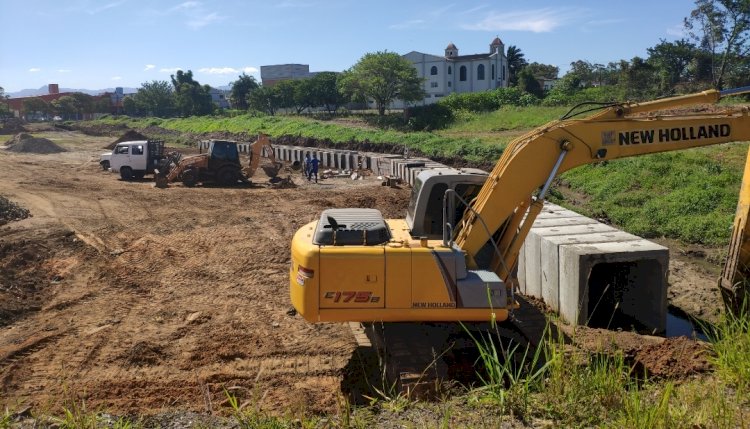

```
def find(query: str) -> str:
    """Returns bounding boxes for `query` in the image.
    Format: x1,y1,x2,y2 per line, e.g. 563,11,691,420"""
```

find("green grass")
556,143,749,245
465,318,750,428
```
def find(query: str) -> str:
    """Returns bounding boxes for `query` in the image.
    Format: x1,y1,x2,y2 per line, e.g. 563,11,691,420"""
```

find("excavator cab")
207,140,241,168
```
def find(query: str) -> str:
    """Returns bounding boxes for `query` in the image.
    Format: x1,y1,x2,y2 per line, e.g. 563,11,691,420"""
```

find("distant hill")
8,86,139,98
8,84,232,98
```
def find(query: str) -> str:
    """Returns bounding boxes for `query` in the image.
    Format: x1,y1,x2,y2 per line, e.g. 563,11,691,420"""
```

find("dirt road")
0,129,409,414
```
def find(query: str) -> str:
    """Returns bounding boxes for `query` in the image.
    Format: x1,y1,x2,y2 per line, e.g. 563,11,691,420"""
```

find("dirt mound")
4,133,66,154
0,196,31,226
0,118,27,135
630,336,712,379
104,130,148,149
121,341,169,367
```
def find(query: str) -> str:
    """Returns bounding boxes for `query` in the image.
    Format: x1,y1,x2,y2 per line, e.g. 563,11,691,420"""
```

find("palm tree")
506,45,528,86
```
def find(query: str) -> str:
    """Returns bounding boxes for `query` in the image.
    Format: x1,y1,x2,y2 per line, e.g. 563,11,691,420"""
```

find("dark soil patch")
122,341,169,367
0,118,28,135
4,133,66,154
0,196,31,226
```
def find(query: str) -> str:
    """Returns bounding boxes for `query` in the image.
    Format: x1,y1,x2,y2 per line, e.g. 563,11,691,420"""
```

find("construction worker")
308,153,320,183
304,153,311,179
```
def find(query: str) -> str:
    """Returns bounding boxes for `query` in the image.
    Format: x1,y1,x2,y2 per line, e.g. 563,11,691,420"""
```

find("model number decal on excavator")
614,124,731,145
324,291,381,303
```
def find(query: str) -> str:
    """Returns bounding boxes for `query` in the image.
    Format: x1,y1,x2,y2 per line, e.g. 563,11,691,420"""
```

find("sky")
0,0,698,94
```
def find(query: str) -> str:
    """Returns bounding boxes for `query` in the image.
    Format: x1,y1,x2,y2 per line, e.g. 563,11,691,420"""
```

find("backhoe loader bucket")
154,174,169,188
261,161,283,178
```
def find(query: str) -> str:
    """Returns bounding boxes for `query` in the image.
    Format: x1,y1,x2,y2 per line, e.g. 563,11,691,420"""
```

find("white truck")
100,140,166,180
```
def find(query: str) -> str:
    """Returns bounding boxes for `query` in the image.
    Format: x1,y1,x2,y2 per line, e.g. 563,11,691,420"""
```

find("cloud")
111,76,122,81
275,1,316,8
160,67,182,73
57,69,72,73
144,64,156,71
172,1,200,11
197,66,259,75
389,19,425,30
87,1,126,15
186,11,224,29
29,68,41,72
198,67,238,74
462,8,583,33
460,4,488,15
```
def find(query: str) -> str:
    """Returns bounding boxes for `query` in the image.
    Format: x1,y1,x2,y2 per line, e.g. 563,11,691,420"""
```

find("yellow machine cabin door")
319,246,385,308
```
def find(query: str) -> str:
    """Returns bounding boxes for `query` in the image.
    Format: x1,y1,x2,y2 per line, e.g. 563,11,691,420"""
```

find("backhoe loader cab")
406,168,488,238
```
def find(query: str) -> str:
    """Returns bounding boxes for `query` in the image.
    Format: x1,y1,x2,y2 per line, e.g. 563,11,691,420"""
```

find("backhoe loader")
155,134,281,188
290,87,750,323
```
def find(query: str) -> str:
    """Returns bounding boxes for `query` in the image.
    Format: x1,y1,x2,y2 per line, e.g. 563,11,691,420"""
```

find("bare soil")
0,127,720,418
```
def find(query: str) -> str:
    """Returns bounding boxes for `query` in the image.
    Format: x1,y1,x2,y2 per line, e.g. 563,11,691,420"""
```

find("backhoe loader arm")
454,88,750,289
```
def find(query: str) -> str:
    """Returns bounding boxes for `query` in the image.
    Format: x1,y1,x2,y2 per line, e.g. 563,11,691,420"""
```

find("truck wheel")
182,169,198,187
101,160,110,170
217,166,239,186
120,167,133,181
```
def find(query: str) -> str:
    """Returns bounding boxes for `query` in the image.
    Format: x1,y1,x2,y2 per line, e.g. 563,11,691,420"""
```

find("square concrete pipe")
558,240,669,333
522,219,604,299
540,230,640,311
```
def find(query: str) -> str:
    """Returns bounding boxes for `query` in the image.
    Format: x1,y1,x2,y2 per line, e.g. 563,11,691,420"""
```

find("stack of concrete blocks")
518,203,669,333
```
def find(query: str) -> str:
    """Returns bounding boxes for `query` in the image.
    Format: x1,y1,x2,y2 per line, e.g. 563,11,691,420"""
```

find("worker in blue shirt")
308,153,320,183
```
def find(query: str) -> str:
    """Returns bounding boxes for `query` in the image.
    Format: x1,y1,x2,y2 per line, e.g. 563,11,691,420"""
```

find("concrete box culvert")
558,240,668,334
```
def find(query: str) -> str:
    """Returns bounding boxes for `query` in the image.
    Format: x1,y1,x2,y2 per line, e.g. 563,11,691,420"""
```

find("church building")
396,38,509,108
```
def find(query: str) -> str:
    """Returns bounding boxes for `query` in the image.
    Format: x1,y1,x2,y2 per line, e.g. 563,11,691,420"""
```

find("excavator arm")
453,88,750,309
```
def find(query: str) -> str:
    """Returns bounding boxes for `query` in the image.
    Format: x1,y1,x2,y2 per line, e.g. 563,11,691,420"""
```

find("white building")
396,38,509,108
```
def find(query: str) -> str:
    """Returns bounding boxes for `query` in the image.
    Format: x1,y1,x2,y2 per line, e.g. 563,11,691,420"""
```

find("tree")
524,62,559,80
506,45,528,86
70,93,95,118
617,57,659,99
275,79,303,113
647,39,698,92
0,87,10,119
52,96,79,120
684,0,750,88
133,80,175,117
230,73,259,110
170,70,214,116
247,85,280,115
23,97,50,120
516,68,544,98
338,51,425,116
309,72,345,115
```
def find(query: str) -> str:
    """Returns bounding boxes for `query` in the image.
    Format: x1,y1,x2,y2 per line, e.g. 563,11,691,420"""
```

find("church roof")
491,37,503,45
449,53,492,61
446,42,457,50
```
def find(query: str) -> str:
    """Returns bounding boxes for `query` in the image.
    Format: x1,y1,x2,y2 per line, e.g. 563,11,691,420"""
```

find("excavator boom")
290,87,750,323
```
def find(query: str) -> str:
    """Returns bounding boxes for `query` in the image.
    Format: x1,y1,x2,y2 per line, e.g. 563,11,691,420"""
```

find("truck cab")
109,140,165,180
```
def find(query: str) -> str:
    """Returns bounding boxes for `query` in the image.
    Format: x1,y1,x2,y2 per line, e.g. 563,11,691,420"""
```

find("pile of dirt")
630,336,712,379
0,196,31,226
0,118,28,135
4,133,67,154
104,130,148,149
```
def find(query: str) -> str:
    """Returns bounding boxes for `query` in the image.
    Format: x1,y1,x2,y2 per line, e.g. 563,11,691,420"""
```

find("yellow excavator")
155,134,281,188
290,87,750,323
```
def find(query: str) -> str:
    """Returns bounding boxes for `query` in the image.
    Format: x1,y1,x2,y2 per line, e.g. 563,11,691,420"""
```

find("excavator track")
350,296,551,399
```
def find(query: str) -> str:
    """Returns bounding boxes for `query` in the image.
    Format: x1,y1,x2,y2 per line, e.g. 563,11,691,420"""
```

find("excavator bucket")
261,161,283,178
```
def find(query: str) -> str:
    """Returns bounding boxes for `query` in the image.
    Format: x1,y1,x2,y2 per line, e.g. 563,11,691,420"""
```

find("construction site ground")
0,126,724,421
